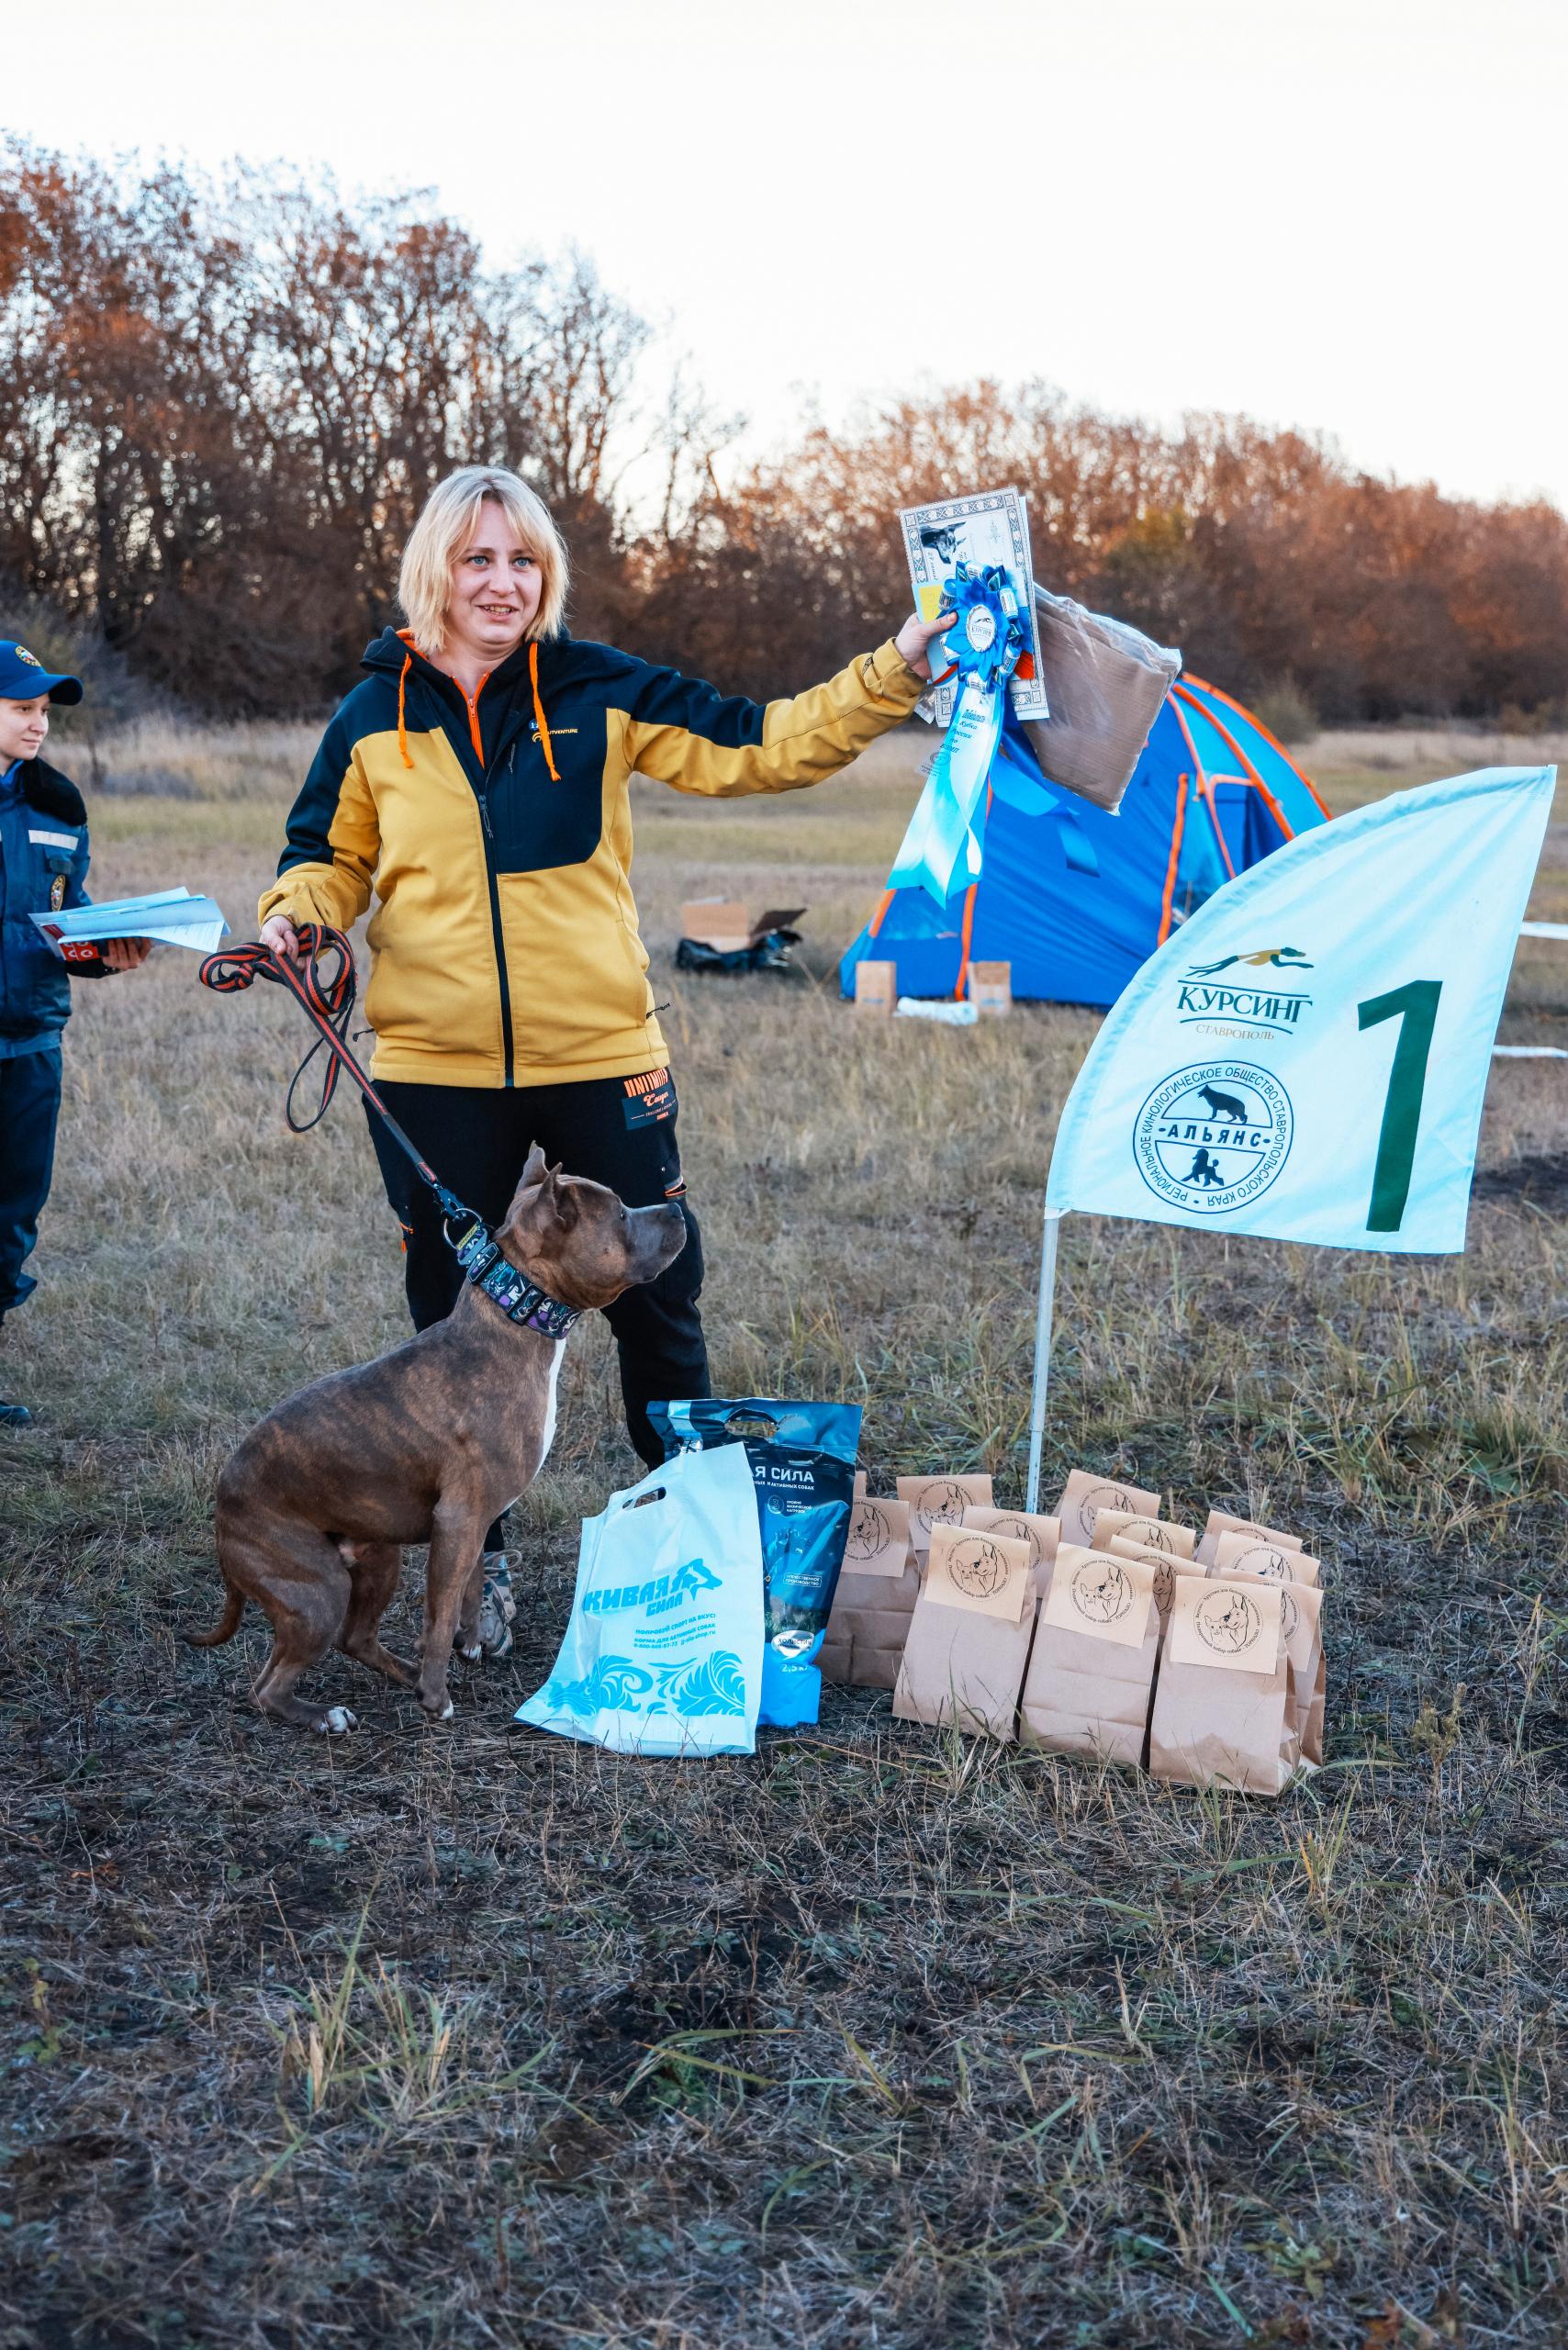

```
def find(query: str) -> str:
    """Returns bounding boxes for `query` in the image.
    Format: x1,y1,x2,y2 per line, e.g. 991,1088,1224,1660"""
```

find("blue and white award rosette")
890,562,1028,904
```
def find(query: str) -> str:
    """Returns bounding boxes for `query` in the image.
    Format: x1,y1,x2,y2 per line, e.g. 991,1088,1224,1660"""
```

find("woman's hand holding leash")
260,913,302,964
894,609,958,681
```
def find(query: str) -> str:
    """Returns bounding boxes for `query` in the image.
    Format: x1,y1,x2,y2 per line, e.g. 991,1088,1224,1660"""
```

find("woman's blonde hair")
398,465,569,653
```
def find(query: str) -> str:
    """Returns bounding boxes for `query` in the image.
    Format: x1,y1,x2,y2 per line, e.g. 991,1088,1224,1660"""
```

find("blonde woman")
260,465,952,1654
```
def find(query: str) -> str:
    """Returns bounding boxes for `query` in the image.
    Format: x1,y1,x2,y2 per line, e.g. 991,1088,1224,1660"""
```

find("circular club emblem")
946,1537,1010,1599
1080,1480,1137,1526
847,1502,890,1563
1069,1557,1133,1625
1135,1062,1293,1215
50,873,67,911
913,1479,972,1537
1153,1561,1175,1616
964,605,996,653
1193,1585,1263,1658
1280,1588,1302,1643
987,1512,1041,1562
1231,1542,1291,1582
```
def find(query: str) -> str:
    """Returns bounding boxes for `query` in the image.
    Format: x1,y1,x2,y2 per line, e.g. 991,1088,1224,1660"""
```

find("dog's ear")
513,1164,580,1243
520,1141,550,1192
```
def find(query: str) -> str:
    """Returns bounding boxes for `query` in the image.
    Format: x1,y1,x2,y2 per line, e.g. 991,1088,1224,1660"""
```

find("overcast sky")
9,0,1563,511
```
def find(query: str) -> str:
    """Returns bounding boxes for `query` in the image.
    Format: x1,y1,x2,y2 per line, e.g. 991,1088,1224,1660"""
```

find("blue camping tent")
840,677,1331,1008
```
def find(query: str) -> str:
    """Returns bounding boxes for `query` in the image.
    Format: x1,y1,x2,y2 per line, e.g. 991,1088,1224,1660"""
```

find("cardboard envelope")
1051,1468,1160,1549
1149,1576,1290,1795
1195,1510,1304,1568
1091,1510,1195,1560
1212,1531,1320,1587
897,1473,994,1555
963,1507,1060,1593
1019,1545,1161,1766
893,1528,1036,1740
821,1496,918,1690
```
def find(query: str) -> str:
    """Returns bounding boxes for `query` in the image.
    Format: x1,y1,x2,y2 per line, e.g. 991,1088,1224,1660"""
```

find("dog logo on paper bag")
1136,1062,1293,1215
1279,1589,1302,1643
946,1537,1011,1600
1193,1586,1263,1657
912,1479,974,1538
988,1513,1043,1563
847,1502,891,1562
1081,1482,1137,1526
1152,1561,1175,1616
1230,1542,1292,1581
1069,1557,1134,1626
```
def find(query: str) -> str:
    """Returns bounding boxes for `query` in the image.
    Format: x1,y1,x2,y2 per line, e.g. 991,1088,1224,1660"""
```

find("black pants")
365,1076,710,1539
0,1048,62,1317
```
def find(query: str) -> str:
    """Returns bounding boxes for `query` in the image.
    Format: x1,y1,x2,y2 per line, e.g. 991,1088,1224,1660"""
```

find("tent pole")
1025,1205,1065,1516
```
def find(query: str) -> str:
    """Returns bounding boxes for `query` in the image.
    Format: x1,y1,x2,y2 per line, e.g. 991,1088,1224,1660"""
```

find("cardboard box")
855,960,898,1014
681,901,806,951
966,960,1012,1013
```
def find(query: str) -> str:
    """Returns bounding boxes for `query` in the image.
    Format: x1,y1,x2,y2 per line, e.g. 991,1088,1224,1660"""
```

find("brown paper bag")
855,961,897,1014
1091,1510,1195,1560
893,1528,1035,1739
966,960,1012,1014
1051,1468,1160,1549
963,1507,1060,1593
1148,1577,1289,1795
822,1496,918,1689
1195,1509,1303,1568
853,1469,867,1498
1277,1581,1326,1766
1108,1537,1180,1624
1212,1530,1320,1587
897,1473,994,1556
1019,1546,1160,1765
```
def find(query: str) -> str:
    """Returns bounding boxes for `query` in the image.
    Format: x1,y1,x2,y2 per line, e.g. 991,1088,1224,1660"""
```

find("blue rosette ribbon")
890,562,1026,905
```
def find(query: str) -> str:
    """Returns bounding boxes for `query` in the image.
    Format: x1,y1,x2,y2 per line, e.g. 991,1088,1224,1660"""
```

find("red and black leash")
198,924,485,1247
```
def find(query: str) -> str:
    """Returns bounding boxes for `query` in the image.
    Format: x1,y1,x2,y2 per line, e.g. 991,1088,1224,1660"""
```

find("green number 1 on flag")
1357,980,1442,1233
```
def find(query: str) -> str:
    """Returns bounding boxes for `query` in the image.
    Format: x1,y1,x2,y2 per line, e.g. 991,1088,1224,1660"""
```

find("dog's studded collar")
454,1221,582,1337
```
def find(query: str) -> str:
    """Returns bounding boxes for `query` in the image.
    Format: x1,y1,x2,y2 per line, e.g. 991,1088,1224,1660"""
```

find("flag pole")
1025,1203,1065,1515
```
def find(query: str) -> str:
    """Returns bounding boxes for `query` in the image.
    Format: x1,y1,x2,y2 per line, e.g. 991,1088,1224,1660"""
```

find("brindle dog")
188,1146,686,1732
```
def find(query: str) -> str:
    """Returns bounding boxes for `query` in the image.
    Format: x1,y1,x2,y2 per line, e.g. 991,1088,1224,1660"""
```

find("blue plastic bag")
516,1445,765,1755
648,1398,861,1727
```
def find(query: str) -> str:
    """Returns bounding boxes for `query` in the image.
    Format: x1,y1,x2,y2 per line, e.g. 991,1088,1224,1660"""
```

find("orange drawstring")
398,654,413,769
530,642,559,781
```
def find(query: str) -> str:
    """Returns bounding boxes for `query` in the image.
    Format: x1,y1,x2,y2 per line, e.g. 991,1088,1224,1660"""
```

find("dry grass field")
3,717,1568,2348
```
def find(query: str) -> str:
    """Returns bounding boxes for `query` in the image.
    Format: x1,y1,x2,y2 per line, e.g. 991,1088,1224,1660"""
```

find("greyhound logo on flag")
1046,766,1556,1255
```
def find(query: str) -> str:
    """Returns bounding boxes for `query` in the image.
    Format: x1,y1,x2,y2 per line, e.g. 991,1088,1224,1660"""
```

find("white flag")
1046,767,1554,1254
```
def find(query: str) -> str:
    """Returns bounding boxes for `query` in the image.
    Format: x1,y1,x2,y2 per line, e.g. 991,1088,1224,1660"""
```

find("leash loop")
198,924,487,1254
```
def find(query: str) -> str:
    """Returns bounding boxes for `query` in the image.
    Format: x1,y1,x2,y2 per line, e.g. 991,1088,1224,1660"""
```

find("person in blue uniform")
0,643,151,1426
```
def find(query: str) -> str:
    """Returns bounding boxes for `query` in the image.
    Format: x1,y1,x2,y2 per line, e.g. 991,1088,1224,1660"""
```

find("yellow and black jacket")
261,628,924,1088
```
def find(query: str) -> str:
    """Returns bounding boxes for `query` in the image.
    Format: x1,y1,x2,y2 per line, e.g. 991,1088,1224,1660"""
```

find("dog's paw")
317,1706,358,1735
457,1640,482,1662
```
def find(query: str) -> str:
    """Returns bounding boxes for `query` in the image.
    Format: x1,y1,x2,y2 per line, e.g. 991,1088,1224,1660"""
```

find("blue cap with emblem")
0,641,83,705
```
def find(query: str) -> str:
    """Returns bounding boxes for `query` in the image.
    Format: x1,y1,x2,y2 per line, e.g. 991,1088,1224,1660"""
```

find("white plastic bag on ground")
516,1446,765,1755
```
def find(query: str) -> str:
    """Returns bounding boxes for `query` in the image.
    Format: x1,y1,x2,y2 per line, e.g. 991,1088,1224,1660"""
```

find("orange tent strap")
1172,683,1295,841
866,888,896,940
1158,774,1189,946
954,881,980,1000
1184,674,1333,821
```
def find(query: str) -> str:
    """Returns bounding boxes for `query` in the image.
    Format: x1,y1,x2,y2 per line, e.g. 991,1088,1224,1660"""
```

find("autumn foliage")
3,142,1565,726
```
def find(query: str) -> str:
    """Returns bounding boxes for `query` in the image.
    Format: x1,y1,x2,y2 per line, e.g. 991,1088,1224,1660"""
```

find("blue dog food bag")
516,1443,765,1756
647,1398,862,1728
